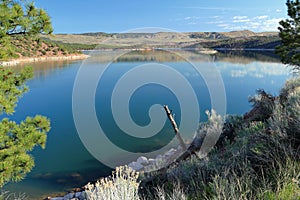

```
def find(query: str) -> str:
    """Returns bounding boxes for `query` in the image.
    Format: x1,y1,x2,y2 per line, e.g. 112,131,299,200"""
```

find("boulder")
155,154,163,160
148,158,156,165
137,156,149,166
63,193,74,199
164,148,176,158
128,161,144,171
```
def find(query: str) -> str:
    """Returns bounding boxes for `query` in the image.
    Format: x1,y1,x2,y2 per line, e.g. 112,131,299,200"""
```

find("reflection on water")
10,60,76,80
3,50,292,199
83,49,282,63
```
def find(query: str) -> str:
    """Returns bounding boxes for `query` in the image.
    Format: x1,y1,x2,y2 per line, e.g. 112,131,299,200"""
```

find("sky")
34,0,288,34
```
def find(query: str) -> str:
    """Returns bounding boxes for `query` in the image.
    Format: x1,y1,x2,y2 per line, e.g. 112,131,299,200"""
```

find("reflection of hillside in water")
10,60,75,79
215,50,281,64
9,50,285,79
85,49,281,64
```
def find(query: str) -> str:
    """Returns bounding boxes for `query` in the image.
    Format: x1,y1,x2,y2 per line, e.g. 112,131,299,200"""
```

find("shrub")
84,165,140,200
154,184,187,200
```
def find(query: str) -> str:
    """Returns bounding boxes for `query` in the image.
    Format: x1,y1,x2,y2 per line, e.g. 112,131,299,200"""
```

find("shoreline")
0,54,89,67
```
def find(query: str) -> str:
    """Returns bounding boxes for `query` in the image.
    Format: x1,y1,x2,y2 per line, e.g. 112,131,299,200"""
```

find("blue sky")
34,0,288,33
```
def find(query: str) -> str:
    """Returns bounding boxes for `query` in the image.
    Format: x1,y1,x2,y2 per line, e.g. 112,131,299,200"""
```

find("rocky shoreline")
47,145,185,200
0,54,89,67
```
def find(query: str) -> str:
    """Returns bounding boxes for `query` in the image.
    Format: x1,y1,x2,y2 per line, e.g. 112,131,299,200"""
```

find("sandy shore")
0,54,89,67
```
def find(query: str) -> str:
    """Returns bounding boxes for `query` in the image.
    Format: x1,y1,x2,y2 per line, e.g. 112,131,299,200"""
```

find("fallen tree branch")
163,105,187,151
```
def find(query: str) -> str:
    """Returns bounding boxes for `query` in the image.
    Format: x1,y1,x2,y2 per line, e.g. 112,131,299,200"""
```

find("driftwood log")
140,106,207,186
163,105,187,151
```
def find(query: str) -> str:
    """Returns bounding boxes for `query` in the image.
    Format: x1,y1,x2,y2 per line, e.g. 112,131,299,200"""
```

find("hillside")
0,35,89,66
41,30,280,50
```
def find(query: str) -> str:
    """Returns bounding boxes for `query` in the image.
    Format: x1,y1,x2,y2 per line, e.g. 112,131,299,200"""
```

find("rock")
177,146,183,152
50,198,64,200
128,161,144,171
155,154,163,160
75,192,82,198
165,148,176,157
148,158,156,165
63,193,74,199
137,156,149,166
78,191,86,200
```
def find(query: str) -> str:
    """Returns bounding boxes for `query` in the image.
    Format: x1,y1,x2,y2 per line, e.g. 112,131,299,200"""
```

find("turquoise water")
2,50,291,199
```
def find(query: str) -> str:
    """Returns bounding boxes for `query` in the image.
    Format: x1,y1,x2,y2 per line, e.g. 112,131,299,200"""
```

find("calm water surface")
3,50,291,198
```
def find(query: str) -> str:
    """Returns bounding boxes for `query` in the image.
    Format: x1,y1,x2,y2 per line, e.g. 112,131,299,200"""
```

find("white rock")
137,156,149,166
128,161,144,171
148,158,156,165
164,148,177,158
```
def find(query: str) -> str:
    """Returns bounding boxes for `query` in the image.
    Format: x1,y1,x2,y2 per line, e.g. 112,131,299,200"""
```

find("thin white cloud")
217,24,230,28
183,7,232,11
233,19,250,23
218,15,284,32
276,9,282,13
183,16,203,21
206,19,225,24
233,16,248,20
254,15,268,20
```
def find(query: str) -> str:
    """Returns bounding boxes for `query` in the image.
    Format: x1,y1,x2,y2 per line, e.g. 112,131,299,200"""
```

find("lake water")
3,50,292,199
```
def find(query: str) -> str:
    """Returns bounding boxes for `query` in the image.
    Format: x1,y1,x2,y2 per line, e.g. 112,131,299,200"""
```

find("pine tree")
276,0,300,71
0,0,53,36
0,0,53,59
0,66,51,187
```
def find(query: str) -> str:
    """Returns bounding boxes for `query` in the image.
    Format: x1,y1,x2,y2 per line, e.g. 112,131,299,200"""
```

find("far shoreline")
0,54,90,67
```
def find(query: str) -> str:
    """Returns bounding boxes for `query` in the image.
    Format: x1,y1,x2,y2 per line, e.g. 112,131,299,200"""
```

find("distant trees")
0,0,53,59
276,0,300,71
0,66,51,187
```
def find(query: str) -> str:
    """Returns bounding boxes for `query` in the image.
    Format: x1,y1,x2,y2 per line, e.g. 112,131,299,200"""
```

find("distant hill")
187,30,277,40
42,30,280,50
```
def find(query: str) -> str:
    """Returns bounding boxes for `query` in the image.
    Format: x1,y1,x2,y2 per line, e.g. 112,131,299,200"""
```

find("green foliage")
276,0,300,71
0,0,53,36
0,66,50,187
40,38,96,52
0,0,53,60
0,66,33,114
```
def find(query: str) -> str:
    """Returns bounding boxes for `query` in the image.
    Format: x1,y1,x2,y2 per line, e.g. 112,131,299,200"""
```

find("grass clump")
0,191,27,200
